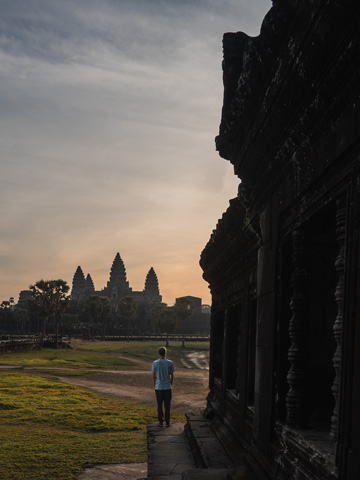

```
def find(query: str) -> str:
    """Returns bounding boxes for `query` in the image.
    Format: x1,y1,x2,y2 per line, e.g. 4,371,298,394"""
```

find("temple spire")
71,266,86,301
85,274,95,294
109,253,128,288
144,267,160,296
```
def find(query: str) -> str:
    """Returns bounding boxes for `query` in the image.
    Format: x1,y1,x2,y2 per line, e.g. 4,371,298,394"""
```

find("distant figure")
152,346,174,427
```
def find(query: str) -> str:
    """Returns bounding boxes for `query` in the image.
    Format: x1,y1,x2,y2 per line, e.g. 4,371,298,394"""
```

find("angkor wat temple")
200,1,360,479
71,252,162,307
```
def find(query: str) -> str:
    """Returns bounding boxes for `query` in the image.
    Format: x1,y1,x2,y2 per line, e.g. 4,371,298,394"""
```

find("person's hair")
159,346,166,357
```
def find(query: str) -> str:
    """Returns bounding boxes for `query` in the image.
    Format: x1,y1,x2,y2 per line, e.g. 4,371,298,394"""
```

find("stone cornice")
200,185,261,293
216,1,360,207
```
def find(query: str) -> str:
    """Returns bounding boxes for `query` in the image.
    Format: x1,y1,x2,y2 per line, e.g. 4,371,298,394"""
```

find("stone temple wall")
200,1,360,479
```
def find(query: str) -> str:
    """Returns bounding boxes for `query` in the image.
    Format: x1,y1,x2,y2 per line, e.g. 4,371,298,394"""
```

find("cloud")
0,0,271,303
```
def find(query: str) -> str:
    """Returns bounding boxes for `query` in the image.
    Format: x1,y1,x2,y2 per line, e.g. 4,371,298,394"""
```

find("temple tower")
85,274,95,296
143,267,162,304
71,266,86,302
106,253,131,302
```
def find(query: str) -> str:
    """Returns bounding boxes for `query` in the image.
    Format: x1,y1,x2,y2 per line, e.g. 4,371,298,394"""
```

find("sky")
0,0,271,306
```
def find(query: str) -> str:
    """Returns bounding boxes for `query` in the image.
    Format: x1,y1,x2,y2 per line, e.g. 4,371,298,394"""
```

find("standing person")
152,346,174,427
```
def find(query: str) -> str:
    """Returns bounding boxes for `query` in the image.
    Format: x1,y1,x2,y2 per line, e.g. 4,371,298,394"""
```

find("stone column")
330,196,346,442
286,229,309,428
222,308,229,393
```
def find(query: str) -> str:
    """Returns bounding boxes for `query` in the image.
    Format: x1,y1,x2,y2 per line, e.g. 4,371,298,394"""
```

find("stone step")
184,410,256,480
183,466,253,480
185,410,235,469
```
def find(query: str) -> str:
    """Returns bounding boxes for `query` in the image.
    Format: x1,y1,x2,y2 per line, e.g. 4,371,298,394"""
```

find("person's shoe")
166,423,171,427
157,423,163,427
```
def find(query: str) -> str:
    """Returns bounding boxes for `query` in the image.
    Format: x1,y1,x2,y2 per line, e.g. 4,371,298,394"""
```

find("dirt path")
59,370,208,411
58,352,209,412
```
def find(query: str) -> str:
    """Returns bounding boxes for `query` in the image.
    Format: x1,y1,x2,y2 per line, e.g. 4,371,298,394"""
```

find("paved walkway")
147,422,194,480
78,463,147,480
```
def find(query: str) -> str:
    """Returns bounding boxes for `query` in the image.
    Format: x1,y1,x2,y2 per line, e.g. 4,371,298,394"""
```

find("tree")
118,296,138,339
174,298,194,348
16,300,32,334
85,296,102,339
29,279,71,349
157,307,178,348
12,307,29,334
147,302,168,334
52,280,71,348
0,298,14,332
61,313,79,336
85,295,113,339
1,297,14,309
97,296,113,338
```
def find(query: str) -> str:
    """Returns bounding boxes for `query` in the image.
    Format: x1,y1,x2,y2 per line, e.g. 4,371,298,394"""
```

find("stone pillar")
286,229,309,428
222,308,229,394
330,196,346,442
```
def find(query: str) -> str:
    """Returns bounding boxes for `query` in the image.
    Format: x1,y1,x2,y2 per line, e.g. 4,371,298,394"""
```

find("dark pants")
155,389,172,424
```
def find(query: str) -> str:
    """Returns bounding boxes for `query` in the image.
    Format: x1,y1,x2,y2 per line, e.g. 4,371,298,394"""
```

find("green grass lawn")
75,340,210,367
0,340,209,479
0,348,136,369
0,371,186,480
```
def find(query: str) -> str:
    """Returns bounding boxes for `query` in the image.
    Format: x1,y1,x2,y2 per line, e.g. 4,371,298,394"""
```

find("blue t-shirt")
152,358,174,390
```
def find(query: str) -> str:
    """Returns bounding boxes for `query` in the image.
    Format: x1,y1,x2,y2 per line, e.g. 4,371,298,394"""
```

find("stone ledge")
185,411,235,469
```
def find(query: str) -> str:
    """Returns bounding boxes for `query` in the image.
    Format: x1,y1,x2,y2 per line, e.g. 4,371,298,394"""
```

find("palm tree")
29,279,71,349
52,280,71,348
